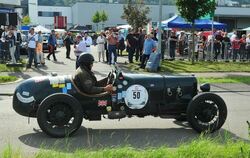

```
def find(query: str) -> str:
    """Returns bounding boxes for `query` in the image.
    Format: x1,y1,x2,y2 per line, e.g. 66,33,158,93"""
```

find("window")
38,11,62,17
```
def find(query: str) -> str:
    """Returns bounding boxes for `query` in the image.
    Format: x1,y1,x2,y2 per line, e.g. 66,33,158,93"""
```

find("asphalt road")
1,47,250,155
0,91,250,154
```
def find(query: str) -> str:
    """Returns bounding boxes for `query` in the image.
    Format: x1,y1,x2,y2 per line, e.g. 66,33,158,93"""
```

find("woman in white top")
246,33,250,61
96,32,106,62
74,35,87,69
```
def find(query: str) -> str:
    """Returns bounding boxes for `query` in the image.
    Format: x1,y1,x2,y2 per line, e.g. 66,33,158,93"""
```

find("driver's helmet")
77,53,94,68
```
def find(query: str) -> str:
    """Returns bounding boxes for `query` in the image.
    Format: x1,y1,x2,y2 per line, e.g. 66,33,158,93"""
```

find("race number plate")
124,84,149,109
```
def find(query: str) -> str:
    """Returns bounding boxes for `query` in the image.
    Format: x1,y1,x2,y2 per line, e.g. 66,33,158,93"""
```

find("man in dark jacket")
126,29,137,63
64,32,73,59
47,30,57,61
15,30,22,62
138,29,146,61
73,53,113,94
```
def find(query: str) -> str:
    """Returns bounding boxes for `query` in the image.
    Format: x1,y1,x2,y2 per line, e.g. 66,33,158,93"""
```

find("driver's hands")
104,84,113,93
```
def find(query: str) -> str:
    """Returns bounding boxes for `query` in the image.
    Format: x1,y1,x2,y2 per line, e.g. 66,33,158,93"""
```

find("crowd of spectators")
0,26,22,64
2,25,250,71
164,30,250,62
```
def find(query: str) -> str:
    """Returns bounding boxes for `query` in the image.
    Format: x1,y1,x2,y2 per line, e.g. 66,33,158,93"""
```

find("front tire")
187,93,227,133
37,93,83,138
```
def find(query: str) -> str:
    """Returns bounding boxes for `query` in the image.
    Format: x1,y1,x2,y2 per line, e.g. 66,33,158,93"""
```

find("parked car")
13,67,227,138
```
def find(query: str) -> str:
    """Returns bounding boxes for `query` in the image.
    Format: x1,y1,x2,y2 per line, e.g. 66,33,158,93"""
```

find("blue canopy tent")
162,15,226,29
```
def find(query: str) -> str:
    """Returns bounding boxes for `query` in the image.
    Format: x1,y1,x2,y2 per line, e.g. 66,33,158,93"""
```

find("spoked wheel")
37,93,83,138
187,93,227,133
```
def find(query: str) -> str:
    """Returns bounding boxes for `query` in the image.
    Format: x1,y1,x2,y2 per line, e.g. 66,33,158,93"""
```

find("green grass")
1,144,22,158
0,76,18,83
127,60,250,73
0,59,26,72
198,76,250,84
2,137,250,158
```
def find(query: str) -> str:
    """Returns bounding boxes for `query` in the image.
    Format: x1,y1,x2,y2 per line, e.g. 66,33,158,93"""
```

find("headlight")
200,83,210,92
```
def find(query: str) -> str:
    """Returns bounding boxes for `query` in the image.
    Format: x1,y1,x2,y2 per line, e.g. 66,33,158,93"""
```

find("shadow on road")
8,72,31,80
18,126,244,152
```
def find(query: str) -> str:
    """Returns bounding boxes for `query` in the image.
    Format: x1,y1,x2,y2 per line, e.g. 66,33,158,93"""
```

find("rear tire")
187,93,227,133
37,93,83,138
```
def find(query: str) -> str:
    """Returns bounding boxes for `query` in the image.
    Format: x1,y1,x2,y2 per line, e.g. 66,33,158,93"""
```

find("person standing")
232,35,240,62
47,30,57,61
1,26,10,62
222,32,231,62
140,34,156,69
230,30,237,41
169,31,178,60
96,32,106,62
92,33,98,46
239,34,246,61
83,32,92,53
117,31,125,56
246,34,250,62
214,31,223,61
107,29,118,65
134,29,140,61
74,35,87,69
6,30,16,64
138,29,146,61
64,32,73,59
161,30,167,60
36,31,45,65
0,26,3,61
126,29,136,63
27,28,38,68
104,31,109,63
178,31,186,58
15,29,22,62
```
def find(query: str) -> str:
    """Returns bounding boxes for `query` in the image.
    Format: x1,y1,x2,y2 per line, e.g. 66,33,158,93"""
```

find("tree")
21,16,31,25
176,0,216,63
92,11,101,31
100,10,108,29
121,0,150,31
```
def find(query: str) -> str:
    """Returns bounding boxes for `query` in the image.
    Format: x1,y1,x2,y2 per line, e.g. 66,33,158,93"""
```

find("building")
26,0,250,31
0,0,21,26
0,0,21,7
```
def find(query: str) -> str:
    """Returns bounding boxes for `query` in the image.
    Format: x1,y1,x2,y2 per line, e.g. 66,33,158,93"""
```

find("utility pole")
158,0,162,60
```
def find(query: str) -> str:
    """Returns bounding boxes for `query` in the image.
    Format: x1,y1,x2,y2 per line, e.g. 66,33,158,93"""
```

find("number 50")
133,92,140,99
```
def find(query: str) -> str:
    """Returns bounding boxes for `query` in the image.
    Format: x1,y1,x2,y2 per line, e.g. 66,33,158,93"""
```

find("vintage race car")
13,67,227,138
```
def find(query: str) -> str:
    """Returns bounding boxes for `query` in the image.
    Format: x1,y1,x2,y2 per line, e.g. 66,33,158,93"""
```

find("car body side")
13,73,197,120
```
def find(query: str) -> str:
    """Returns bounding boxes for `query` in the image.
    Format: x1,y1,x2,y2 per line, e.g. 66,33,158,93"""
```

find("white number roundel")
124,84,149,109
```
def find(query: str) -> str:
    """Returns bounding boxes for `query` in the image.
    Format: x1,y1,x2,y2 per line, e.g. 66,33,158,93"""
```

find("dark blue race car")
13,67,227,138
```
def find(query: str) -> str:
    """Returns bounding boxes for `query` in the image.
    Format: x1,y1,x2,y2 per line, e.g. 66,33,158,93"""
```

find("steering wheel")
107,70,116,85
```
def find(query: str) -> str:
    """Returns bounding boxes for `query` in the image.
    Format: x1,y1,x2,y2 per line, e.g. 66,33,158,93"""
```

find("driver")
73,53,113,94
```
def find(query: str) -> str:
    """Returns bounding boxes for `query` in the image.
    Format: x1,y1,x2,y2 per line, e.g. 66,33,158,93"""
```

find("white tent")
242,27,250,31
117,24,132,29
34,25,51,34
242,27,250,35
54,29,66,34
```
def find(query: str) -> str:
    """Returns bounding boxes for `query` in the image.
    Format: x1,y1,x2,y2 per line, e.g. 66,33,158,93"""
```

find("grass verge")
0,76,18,83
0,59,26,72
1,137,250,158
126,60,250,73
198,76,250,84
